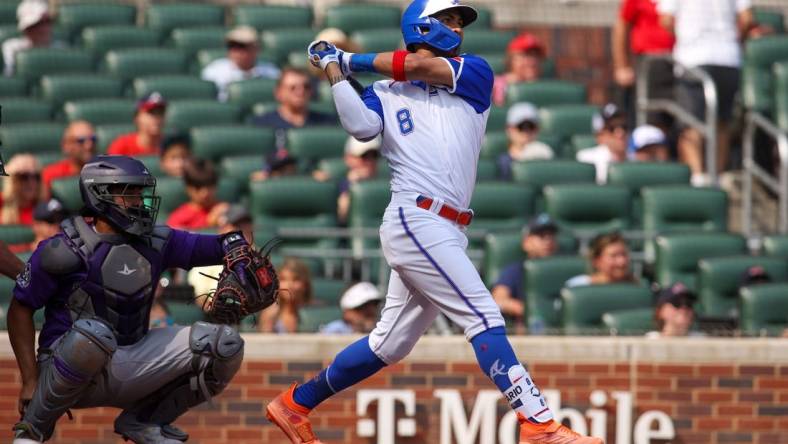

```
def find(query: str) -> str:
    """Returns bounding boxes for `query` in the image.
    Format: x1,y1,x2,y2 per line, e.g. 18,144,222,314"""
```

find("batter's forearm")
370,52,454,87
8,299,38,384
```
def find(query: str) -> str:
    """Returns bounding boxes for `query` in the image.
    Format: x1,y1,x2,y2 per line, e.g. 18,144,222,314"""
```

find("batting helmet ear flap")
401,0,477,53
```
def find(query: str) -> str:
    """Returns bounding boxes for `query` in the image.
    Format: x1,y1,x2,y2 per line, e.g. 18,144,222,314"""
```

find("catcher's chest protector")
60,217,167,345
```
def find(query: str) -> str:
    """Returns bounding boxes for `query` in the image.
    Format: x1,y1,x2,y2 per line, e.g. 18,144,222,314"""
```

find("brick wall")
1,336,786,444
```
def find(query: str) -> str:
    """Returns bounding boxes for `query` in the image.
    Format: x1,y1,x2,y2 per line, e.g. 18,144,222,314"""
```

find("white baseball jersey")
360,54,493,209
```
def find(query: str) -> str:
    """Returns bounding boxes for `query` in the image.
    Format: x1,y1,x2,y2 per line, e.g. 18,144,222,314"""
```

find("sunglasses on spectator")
285,82,312,91
13,172,40,181
74,135,97,145
516,121,538,132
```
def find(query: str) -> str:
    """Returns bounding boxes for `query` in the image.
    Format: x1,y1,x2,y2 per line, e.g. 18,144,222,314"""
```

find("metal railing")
636,55,719,183
741,111,788,234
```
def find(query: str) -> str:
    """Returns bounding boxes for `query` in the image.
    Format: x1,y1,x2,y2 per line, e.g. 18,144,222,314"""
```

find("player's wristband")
392,50,408,82
349,53,377,73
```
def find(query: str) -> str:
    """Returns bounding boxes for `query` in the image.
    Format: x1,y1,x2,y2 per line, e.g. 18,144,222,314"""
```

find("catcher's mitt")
202,233,280,325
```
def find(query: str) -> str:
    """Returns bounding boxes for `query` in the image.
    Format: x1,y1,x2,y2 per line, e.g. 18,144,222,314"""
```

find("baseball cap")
340,282,383,310
226,26,258,46
655,282,696,308
526,213,557,235
137,92,167,113
345,135,381,157
629,125,667,152
740,265,772,286
507,102,539,127
17,0,49,31
265,147,297,173
592,103,625,133
507,32,545,56
33,198,67,224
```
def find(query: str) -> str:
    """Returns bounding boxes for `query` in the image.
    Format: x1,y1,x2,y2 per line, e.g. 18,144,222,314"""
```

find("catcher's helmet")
401,0,477,53
79,155,160,236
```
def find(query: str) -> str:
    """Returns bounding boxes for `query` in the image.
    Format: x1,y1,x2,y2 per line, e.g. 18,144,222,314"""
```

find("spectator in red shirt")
166,158,228,230
492,32,545,106
612,0,675,129
41,120,96,198
0,153,41,225
107,92,167,156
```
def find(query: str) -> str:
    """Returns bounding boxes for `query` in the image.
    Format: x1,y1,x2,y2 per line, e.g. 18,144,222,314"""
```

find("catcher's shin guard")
16,319,117,441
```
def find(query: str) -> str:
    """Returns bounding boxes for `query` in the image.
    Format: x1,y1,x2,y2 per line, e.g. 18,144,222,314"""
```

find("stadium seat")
461,30,518,55
0,224,34,245
312,277,348,306
481,53,505,74
762,235,788,260
145,3,225,40
81,26,160,58
741,35,788,113
486,106,508,131
474,7,493,29
155,176,188,216
96,123,134,153
50,177,83,213
0,123,65,156
0,3,17,25
476,158,498,181
1,98,52,124
299,306,342,333
63,99,136,125
601,307,655,336
351,29,404,53
220,155,264,194
505,80,587,107
0,77,28,96
562,284,653,335
524,256,587,329
170,27,227,57
286,127,349,171
226,78,278,112
740,283,788,336
132,75,217,100
482,232,524,287
544,184,632,234
348,179,390,253
653,232,747,290
0,23,17,43
570,134,597,157
190,125,275,161
511,160,596,187
697,255,788,317
194,48,226,73
324,4,401,33
168,302,206,325
165,100,241,131
608,163,691,193
39,74,124,108
753,8,785,35
104,49,188,83
773,62,788,131
480,131,508,159
469,182,536,238
15,48,94,82
641,186,728,234
216,177,242,204
261,28,316,65
233,5,313,30
539,104,597,145
137,155,163,177
58,3,137,41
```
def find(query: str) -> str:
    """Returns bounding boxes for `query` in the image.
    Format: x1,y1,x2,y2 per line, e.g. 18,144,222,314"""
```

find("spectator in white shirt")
629,124,670,162
498,102,554,180
321,282,383,335
576,103,629,184
201,26,280,102
2,0,65,76
658,0,753,184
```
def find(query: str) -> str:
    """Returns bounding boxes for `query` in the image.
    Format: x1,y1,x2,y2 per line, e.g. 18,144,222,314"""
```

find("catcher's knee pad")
189,322,244,393
56,318,117,381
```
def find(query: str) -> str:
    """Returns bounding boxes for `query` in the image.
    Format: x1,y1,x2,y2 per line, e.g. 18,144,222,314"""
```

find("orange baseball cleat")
265,383,324,444
519,415,604,444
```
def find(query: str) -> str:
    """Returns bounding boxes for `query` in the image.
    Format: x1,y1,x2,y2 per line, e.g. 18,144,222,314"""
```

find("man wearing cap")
321,282,383,334
491,214,558,331
251,147,299,181
647,282,699,338
492,32,546,106
576,103,630,184
629,124,669,162
337,136,381,225
41,121,96,199
498,102,554,180
202,26,280,102
107,92,168,156
2,0,64,76
9,199,67,254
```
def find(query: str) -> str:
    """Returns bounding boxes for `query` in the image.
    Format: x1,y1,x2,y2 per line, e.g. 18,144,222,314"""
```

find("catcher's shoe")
114,413,187,444
519,415,604,444
265,383,324,444
12,422,44,444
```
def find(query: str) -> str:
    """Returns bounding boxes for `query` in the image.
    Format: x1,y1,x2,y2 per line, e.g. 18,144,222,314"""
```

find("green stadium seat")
469,182,536,238
544,184,632,234
351,29,403,53
261,28,316,65
0,77,28,96
608,163,691,193
96,123,134,153
233,5,312,30
311,277,347,306
753,9,785,34
601,307,655,336
226,78,277,112
697,255,788,317
324,4,401,33
63,99,136,125
15,48,94,82
740,283,788,336
145,3,225,40
476,158,497,181
461,30,518,55
1,98,52,123
524,256,587,329
480,131,507,159
132,75,217,100
35,152,64,168
81,26,160,58
190,125,275,161
50,177,83,213
741,35,788,112
474,7,493,29
170,26,227,57
0,224,34,245
104,49,188,83
299,306,343,332
155,176,188,216
570,134,597,157
562,283,653,335
505,80,587,107
0,123,65,156
763,235,788,259
137,155,163,177
641,186,728,234
165,100,241,131
286,127,348,170
0,3,17,25
194,48,226,73
486,106,507,131
316,157,348,180
773,61,788,131
58,3,137,41
250,176,337,232
654,232,747,290
40,74,124,108
348,179,390,253
511,160,596,188
167,301,206,325
0,23,18,43
220,155,264,194
539,104,597,145
216,177,242,204
481,53,505,75
483,232,524,287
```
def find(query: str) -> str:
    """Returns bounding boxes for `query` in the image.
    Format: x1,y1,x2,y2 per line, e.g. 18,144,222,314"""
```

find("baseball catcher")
7,155,277,444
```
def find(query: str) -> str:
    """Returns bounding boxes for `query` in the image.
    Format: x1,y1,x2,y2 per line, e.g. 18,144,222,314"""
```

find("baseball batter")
8,156,249,444
266,1,603,443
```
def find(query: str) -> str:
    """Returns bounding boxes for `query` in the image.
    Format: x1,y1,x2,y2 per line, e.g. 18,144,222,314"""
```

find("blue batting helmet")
401,0,478,53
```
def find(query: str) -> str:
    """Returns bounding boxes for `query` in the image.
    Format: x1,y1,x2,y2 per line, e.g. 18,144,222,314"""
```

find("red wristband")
392,50,408,82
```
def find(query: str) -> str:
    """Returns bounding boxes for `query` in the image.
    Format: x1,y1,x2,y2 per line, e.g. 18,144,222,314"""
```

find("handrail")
636,55,719,182
742,111,788,234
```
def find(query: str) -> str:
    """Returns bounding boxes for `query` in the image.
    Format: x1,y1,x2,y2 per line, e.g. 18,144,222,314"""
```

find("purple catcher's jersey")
13,223,225,349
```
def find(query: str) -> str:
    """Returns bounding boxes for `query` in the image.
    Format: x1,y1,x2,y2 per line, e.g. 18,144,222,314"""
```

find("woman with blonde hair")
1,153,42,225
258,257,313,333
